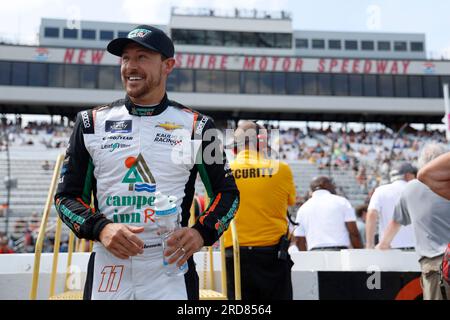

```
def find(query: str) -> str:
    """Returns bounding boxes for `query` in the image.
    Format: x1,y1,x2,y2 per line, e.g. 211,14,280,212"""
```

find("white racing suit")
55,94,239,300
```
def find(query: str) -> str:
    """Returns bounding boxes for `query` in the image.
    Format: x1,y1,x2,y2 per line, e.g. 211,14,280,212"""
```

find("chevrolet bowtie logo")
156,122,184,131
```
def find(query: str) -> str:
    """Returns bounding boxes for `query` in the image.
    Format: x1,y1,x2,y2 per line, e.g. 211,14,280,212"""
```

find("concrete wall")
0,249,421,300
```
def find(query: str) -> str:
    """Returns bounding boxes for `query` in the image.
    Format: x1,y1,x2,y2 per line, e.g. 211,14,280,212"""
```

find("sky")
1,0,450,59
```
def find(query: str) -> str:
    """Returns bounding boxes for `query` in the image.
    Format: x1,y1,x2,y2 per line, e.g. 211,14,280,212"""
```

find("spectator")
28,212,40,232
366,162,417,249
42,160,51,170
356,165,368,192
377,143,450,299
355,204,368,247
294,176,362,251
0,234,15,254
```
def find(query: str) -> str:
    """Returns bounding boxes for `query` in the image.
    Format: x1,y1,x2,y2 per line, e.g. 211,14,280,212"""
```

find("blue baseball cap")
107,25,174,58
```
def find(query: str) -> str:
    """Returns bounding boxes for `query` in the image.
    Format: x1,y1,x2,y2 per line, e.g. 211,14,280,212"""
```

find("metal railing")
30,154,65,300
171,6,291,20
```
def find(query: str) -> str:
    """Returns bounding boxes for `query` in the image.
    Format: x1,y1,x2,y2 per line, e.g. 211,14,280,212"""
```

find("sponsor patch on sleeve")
195,116,208,136
80,111,94,134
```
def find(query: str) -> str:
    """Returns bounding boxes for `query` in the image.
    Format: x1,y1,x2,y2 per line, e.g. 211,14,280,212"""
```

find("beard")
124,72,163,100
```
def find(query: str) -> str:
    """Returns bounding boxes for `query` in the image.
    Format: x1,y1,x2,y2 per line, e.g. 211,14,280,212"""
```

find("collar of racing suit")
124,93,169,116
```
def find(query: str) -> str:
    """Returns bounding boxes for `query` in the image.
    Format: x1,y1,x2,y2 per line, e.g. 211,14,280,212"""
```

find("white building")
0,8,446,124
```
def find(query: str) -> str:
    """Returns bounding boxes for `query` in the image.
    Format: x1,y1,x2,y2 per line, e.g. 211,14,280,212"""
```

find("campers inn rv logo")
107,154,157,224
122,154,156,192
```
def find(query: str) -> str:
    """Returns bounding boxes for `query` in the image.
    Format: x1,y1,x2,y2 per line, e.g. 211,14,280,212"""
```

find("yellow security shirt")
224,150,296,248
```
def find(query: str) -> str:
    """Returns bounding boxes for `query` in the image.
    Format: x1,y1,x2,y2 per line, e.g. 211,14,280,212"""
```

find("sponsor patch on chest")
105,120,133,133
154,132,184,146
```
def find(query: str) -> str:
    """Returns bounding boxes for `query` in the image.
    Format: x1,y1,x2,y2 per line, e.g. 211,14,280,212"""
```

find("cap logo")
128,28,151,39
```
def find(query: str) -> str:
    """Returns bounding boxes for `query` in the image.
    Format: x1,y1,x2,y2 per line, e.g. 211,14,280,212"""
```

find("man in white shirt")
365,162,417,249
293,176,362,251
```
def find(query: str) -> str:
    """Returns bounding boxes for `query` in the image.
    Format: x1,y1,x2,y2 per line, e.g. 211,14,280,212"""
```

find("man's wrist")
93,218,113,242
191,223,215,246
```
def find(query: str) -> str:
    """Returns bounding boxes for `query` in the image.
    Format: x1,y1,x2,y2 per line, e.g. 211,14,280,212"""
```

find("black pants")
225,246,293,300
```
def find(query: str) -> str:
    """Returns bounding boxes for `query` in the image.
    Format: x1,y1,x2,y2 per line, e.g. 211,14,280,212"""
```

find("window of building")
100,30,114,41
286,73,303,95
349,75,363,96
113,66,122,89
328,40,341,50
408,76,423,97
196,70,212,93
286,72,303,95
273,72,286,94
224,32,241,47
363,75,377,96
28,63,48,86
7,62,445,100
303,73,317,95
334,74,349,96
81,29,96,40
80,65,97,89
44,27,59,38
167,69,178,92
259,72,273,94
242,72,259,94
11,62,28,86
410,42,424,52
312,39,325,49
259,33,275,48
118,31,129,38
241,32,259,47
423,76,440,98
394,76,408,97
441,76,450,97
378,75,394,97
205,31,224,46
394,41,407,51
275,33,292,48
63,28,78,39
48,64,64,87
295,38,308,49
378,41,391,51
0,61,11,85
98,66,116,89
345,40,358,50
210,70,226,93
63,65,80,88
225,71,240,93
187,30,206,45
317,74,332,95
172,29,189,45
178,69,194,92
197,70,226,93
361,41,374,51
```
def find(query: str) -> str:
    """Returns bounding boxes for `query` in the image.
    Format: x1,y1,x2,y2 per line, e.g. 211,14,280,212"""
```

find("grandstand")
0,120,445,253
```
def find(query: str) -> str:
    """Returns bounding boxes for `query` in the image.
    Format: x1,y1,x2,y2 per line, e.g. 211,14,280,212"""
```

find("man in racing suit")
54,25,240,300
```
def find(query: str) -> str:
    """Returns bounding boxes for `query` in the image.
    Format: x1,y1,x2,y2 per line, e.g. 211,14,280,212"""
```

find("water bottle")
153,192,188,276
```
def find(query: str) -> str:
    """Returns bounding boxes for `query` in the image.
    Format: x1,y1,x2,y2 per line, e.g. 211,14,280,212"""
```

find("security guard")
224,121,296,300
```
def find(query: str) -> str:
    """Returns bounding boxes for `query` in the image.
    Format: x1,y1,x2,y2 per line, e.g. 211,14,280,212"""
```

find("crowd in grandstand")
0,120,447,254
0,117,71,151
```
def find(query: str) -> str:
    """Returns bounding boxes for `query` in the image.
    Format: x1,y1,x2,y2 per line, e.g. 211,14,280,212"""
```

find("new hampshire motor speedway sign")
1,44,449,76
